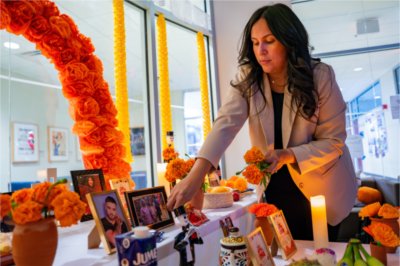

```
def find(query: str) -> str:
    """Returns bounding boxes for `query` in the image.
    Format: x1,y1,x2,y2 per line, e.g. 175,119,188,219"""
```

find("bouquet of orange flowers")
236,146,270,187
248,203,279,218
0,179,86,227
162,147,195,184
363,222,400,248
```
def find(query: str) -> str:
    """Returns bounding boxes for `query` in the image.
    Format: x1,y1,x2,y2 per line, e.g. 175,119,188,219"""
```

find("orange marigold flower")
31,182,51,205
225,180,235,189
229,176,239,182
163,147,179,162
185,158,195,173
234,177,248,192
242,164,264,185
248,203,278,218
244,146,264,164
51,191,86,227
0,194,12,219
165,158,187,182
363,222,400,248
46,184,68,209
12,200,43,225
11,188,33,205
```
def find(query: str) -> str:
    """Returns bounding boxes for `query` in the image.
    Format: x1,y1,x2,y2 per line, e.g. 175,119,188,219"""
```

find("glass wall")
0,0,215,192
293,1,400,179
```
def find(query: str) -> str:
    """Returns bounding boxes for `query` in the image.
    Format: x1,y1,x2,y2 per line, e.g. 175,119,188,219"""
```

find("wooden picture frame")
267,210,297,260
109,178,133,214
86,190,131,254
11,122,39,163
125,186,174,230
71,169,105,221
48,127,69,162
246,227,275,266
129,127,145,156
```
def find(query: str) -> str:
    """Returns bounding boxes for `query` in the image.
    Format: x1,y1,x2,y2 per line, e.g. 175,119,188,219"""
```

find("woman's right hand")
167,158,212,211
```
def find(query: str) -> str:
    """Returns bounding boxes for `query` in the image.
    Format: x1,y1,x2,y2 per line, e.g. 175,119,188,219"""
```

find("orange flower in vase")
248,203,279,245
363,222,400,253
0,179,86,266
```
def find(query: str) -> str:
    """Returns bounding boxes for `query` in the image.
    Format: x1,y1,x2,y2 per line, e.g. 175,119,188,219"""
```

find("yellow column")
112,0,133,162
197,32,211,139
157,14,173,150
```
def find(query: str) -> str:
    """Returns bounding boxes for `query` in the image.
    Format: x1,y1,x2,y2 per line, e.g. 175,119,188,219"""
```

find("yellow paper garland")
157,14,173,150
113,0,133,162
197,32,211,139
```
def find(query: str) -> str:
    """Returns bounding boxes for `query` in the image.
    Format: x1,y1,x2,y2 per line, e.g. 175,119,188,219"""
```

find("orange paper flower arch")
0,0,131,189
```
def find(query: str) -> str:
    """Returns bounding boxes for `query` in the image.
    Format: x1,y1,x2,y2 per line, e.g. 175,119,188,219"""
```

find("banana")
353,243,368,266
358,243,384,266
337,243,354,266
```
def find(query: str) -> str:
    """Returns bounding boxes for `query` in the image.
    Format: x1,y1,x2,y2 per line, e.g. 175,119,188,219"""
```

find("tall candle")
310,195,329,249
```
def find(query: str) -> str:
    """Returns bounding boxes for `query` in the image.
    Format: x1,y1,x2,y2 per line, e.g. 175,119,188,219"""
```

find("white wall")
211,1,289,178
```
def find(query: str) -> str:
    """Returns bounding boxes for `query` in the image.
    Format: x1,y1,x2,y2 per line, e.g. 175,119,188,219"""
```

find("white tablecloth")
53,193,399,266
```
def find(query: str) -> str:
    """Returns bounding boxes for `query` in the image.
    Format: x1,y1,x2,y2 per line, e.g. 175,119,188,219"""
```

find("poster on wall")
48,127,69,162
12,122,39,163
359,108,388,159
129,127,145,156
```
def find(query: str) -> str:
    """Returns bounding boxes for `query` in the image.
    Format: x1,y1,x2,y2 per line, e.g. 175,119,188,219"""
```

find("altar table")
53,193,399,266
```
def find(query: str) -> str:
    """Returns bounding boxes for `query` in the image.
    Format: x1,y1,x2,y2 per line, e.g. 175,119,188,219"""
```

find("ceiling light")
374,96,381,99
353,67,363,72
3,42,20,49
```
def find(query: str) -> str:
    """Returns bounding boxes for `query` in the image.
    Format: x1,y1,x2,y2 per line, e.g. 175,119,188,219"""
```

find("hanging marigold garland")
112,0,133,163
0,0,132,189
196,32,211,139
156,14,173,150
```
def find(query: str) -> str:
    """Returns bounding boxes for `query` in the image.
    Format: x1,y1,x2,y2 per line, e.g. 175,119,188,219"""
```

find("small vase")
12,218,58,266
190,189,204,210
254,217,274,245
370,242,387,265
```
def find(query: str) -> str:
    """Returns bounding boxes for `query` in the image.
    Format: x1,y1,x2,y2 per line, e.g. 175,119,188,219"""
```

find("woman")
167,3,357,240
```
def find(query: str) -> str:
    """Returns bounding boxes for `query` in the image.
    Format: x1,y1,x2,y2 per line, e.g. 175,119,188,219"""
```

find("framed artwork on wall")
48,127,69,162
129,127,145,156
11,122,39,163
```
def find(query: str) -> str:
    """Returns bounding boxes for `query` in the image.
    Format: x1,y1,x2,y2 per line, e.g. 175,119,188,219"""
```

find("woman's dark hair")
232,3,318,119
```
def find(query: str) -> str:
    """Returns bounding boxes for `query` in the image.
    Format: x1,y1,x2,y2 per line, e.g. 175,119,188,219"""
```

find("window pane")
0,1,150,191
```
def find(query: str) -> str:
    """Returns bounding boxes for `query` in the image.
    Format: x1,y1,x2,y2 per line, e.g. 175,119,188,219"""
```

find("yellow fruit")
210,186,231,194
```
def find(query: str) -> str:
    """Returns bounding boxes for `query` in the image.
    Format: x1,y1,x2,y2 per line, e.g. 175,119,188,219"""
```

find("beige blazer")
198,62,357,225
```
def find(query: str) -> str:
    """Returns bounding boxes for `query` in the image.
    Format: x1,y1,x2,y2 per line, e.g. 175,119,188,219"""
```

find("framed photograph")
86,190,131,254
246,227,275,266
129,127,145,156
267,210,297,260
71,169,105,221
125,186,174,230
11,122,39,162
109,178,133,214
48,127,69,162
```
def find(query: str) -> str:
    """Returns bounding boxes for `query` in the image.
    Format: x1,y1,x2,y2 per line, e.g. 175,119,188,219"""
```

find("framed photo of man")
125,186,174,230
71,169,105,221
86,190,131,254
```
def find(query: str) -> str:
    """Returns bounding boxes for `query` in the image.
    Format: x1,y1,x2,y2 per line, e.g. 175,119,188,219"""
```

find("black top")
101,217,128,248
265,90,313,240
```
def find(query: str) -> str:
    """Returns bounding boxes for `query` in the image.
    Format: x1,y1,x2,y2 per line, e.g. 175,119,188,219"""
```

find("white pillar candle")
157,163,170,196
310,195,329,249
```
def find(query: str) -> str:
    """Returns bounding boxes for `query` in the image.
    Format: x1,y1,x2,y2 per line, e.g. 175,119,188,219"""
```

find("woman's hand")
167,158,212,211
264,149,296,174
